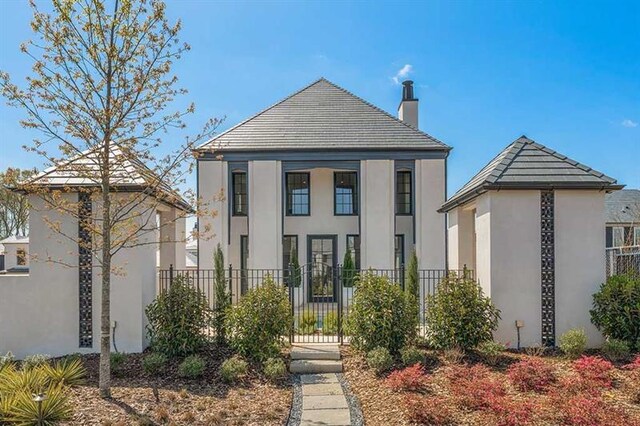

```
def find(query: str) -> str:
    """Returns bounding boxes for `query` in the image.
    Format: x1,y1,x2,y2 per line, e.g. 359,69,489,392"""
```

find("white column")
415,159,446,269
360,160,394,269
198,160,228,269
248,160,282,270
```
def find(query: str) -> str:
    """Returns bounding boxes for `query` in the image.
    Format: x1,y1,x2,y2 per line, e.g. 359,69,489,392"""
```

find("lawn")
342,346,640,426
64,347,292,425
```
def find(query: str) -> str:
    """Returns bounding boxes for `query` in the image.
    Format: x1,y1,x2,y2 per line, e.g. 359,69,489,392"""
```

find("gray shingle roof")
196,78,449,152
440,136,624,212
605,189,640,224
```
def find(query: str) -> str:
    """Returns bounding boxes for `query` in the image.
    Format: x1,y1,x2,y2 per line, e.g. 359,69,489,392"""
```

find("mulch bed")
62,346,292,425
341,346,640,426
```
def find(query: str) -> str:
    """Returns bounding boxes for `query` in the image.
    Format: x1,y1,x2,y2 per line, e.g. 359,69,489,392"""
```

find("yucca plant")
7,385,73,425
0,365,48,395
42,358,86,387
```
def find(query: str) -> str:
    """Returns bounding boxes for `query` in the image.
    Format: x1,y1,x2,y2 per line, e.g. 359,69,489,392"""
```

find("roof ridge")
196,78,327,150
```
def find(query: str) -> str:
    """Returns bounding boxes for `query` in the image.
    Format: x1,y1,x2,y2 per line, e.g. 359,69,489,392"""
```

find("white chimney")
398,80,418,129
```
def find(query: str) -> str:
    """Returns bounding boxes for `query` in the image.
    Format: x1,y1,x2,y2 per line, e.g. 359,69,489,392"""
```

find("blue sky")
1,0,638,196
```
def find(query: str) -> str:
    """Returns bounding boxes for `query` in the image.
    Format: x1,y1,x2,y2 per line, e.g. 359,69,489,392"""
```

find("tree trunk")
99,188,112,398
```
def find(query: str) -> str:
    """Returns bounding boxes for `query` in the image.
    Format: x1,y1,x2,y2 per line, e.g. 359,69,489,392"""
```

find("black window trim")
334,171,359,216
396,169,413,216
232,171,248,216
285,172,311,216
346,234,361,270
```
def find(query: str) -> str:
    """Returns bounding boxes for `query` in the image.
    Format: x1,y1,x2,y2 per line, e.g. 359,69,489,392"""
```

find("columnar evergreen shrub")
405,251,420,335
558,329,587,359
146,274,213,357
225,276,292,360
346,272,415,354
288,243,302,288
342,248,356,288
590,274,640,350
214,244,230,344
425,273,500,350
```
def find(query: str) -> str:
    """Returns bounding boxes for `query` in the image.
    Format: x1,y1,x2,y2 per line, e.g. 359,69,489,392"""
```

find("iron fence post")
228,263,233,304
288,262,294,343
337,264,343,345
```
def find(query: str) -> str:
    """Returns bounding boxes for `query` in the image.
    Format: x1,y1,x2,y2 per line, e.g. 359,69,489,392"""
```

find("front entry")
307,235,337,302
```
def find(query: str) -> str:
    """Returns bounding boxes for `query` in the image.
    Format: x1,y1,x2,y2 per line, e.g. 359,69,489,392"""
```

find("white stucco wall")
248,160,282,270
555,190,605,347
415,159,446,269
361,160,394,269
198,160,228,269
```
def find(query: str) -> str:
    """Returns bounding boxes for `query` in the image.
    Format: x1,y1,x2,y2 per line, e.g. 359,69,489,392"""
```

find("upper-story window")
286,172,310,216
396,170,412,215
232,172,248,216
334,172,358,215
16,249,26,266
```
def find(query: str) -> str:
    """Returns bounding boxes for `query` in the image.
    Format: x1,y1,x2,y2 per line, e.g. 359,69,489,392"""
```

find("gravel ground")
286,374,303,426
337,372,364,426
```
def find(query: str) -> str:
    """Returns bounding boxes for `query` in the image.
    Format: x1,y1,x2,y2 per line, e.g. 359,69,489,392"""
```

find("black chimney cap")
401,80,416,101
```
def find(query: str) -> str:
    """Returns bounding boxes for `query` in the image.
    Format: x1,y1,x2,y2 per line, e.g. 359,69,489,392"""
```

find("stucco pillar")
360,160,394,269
248,160,282,270
198,160,228,269
415,159,446,269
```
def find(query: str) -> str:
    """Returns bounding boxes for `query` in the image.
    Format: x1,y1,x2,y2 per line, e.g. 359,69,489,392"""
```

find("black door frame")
306,234,338,302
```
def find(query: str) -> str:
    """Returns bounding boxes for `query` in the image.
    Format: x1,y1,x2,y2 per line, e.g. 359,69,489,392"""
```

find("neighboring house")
605,189,640,247
195,78,449,301
0,235,29,273
186,238,197,269
0,145,189,359
441,136,623,348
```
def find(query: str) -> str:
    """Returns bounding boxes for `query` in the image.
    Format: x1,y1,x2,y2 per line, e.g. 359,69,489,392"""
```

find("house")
441,136,623,348
605,189,640,247
0,235,29,273
195,78,449,302
0,144,189,359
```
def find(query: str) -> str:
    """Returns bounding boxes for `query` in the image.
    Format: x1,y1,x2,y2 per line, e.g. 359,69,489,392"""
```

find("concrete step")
290,360,343,374
291,345,341,361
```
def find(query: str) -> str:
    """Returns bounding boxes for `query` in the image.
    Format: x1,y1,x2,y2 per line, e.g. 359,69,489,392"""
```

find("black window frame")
394,234,405,269
286,172,311,216
334,171,359,216
346,234,361,270
396,170,412,215
232,171,248,216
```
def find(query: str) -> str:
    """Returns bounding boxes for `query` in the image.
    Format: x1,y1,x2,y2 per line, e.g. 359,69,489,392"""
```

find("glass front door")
308,236,336,302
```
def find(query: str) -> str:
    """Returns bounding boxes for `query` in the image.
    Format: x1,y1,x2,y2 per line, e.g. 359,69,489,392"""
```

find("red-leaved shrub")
624,355,640,370
446,364,506,409
486,396,538,426
507,357,556,392
404,395,453,425
572,355,614,388
385,363,430,392
560,395,638,426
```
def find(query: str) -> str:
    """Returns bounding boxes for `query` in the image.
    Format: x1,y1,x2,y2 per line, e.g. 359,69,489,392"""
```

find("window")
334,172,358,215
394,235,405,269
346,235,361,270
396,171,412,215
286,172,310,216
612,226,625,247
16,249,26,266
283,235,299,269
232,172,248,216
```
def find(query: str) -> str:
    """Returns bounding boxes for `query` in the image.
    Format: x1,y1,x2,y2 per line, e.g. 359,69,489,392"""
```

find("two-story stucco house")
195,78,449,300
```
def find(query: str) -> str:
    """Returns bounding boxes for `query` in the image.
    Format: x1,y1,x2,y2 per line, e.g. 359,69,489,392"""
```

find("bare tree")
1,0,220,397
0,168,33,239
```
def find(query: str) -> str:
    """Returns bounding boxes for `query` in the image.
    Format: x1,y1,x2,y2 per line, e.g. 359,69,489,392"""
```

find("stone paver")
302,382,343,396
301,373,340,385
303,394,349,410
300,408,351,426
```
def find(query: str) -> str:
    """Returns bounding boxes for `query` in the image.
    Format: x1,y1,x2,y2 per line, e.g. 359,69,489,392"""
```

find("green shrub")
42,358,86,387
146,274,213,358
225,276,292,361
142,353,168,376
558,329,587,358
400,346,424,367
110,352,126,375
590,274,640,350
220,356,247,383
475,341,506,365
21,354,49,370
342,248,356,288
178,355,205,378
287,244,302,288
346,272,415,354
214,244,230,344
322,311,338,335
601,338,631,362
366,347,394,374
0,352,14,371
263,357,287,381
405,251,420,337
424,273,500,350
297,311,317,335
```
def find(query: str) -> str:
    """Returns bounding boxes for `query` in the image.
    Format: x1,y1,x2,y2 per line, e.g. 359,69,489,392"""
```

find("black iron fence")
158,264,472,344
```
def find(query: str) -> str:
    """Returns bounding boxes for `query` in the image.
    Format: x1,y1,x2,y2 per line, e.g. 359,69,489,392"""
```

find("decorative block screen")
78,192,93,348
540,190,555,346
